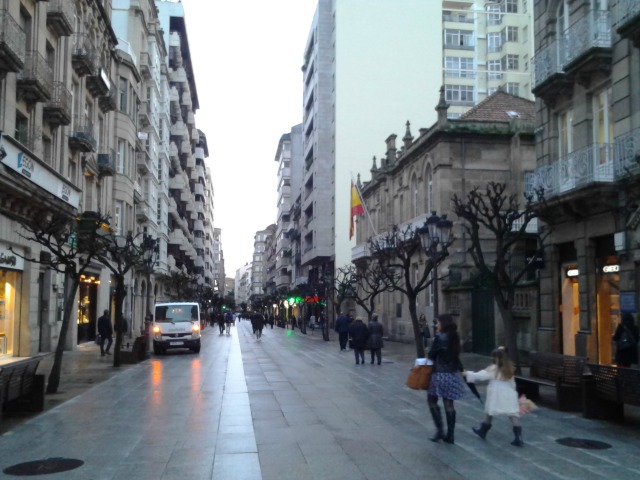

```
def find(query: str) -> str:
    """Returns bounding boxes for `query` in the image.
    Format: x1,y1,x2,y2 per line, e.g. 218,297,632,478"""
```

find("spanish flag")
350,181,364,240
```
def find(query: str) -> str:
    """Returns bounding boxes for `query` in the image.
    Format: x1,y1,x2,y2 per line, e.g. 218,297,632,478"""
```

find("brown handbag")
406,365,433,390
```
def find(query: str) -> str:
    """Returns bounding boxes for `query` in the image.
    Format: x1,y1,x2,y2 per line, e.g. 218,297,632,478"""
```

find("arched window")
411,174,419,218
425,165,433,213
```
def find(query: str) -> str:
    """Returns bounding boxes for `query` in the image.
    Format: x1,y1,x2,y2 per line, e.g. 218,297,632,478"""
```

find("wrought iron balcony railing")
563,10,611,69
17,50,53,102
532,40,563,89
613,127,640,179
0,9,26,72
46,0,74,37
43,81,72,126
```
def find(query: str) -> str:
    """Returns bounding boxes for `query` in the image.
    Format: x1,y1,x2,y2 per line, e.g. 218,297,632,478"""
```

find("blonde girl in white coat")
463,347,523,447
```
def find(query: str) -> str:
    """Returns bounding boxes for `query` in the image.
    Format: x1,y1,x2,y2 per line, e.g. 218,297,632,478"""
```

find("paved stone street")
1,321,639,480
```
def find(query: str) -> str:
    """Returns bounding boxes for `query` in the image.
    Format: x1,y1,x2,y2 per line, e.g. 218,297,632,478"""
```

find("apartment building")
352,90,536,350
0,0,214,360
234,263,251,309
157,0,216,299
443,0,534,118
527,0,640,364
0,0,117,355
299,1,533,327
249,225,275,309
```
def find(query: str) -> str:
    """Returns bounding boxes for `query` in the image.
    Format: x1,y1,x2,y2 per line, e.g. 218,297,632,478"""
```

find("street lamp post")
417,211,453,330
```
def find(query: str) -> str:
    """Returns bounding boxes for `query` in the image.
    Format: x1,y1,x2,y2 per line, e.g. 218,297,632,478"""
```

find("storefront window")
0,270,17,356
596,260,619,364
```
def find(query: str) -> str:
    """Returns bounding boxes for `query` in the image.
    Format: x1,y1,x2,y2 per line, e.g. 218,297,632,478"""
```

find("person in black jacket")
335,312,351,351
427,314,466,444
97,309,113,357
349,317,369,365
613,312,639,367
367,314,384,365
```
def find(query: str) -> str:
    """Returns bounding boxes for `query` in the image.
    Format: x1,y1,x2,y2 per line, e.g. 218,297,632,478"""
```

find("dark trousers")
338,332,349,350
354,349,365,364
218,324,225,334
370,348,381,364
100,335,113,355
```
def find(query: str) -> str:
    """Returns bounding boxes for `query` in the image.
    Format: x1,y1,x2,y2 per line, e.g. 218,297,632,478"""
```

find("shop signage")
566,269,579,277
0,245,24,271
1,136,81,208
602,265,619,273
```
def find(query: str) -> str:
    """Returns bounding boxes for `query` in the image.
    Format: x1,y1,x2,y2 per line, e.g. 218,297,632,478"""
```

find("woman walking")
427,314,465,444
463,346,524,447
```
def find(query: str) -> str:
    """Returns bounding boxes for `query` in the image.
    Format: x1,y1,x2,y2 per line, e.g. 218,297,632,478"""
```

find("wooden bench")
582,363,640,422
514,351,587,411
0,356,46,427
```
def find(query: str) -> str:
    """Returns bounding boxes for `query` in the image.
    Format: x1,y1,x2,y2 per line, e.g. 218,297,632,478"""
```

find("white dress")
466,365,520,417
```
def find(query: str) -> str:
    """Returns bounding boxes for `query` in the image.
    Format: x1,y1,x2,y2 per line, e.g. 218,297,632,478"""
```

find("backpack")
617,325,635,351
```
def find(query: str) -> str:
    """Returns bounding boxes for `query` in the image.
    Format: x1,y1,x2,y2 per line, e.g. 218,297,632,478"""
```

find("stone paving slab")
1,321,639,479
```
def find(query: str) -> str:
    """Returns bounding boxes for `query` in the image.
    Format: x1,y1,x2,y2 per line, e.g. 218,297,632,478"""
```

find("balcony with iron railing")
69,116,97,152
98,83,117,113
17,50,53,102
525,143,614,200
562,10,612,73
43,81,72,126
97,148,116,177
613,127,640,179
71,33,97,77
612,0,640,44
46,0,74,37
531,40,565,92
139,100,151,127
86,67,111,98
0,9,25,73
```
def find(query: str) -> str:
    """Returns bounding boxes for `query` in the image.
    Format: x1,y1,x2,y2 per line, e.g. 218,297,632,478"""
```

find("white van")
153,302,201,354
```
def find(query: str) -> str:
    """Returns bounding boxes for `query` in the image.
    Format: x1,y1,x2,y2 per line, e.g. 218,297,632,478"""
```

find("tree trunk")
46,273,80,394
408,293,425,359
112,278,126,367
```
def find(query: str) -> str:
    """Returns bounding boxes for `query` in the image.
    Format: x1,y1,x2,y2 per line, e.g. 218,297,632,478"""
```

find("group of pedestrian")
336,312,386,365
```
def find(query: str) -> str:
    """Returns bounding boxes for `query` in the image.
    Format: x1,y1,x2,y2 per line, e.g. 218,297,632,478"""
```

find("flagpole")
351,175,377,237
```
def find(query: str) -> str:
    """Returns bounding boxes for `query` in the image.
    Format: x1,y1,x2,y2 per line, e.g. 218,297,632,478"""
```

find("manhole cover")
3,458,84,476
556,438,611,450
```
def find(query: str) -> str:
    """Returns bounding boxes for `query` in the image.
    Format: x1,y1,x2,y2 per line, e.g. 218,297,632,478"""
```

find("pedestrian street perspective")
1,323,639,480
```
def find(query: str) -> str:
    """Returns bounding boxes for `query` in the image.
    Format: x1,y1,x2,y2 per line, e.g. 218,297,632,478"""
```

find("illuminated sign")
602,265,619,273
566,269,579,277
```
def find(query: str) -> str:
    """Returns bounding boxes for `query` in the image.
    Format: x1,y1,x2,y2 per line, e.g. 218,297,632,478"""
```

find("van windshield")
155,305,198,323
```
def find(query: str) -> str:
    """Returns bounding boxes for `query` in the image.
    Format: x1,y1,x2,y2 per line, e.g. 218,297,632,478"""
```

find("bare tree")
337,263,391,321
369,224,452,358
94,231,150,367
13,211,109,393
452,181,546,368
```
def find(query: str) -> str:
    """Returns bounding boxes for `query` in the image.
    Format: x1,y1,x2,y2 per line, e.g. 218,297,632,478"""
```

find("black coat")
335,315,350,333
367,320,384,349
614,322,639,365
97,314,113,338
428,332,461,373
349,320,369,350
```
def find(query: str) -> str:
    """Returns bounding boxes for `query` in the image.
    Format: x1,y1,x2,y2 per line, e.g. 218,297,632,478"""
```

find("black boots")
472,422,492,440
511,426,524,447
429,406,445,442
444,411,456,444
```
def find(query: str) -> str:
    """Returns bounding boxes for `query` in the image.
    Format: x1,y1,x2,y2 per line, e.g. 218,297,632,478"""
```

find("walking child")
463,346,524,447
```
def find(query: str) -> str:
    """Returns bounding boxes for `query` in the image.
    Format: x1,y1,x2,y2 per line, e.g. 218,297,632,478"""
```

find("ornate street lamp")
417,211,453,333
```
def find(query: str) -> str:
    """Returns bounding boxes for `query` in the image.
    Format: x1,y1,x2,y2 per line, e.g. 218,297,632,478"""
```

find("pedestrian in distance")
613,312,639,368
418,313,431,347
427,314,465,444
463,346,524,447
217,313,225,335
367,314,384,365
253,313,264,340
97,309,113,357
335,311,351,351
349,316,369,365
224,311,233,336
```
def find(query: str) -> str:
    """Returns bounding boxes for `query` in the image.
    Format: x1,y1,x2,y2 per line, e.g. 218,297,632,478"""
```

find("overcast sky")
180,0,318,276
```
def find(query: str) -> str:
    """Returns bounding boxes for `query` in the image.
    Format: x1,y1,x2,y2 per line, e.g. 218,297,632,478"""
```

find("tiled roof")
459,90,535,123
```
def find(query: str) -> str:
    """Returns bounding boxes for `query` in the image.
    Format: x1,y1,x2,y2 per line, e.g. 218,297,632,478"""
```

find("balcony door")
593,88,614,181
